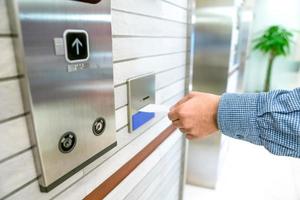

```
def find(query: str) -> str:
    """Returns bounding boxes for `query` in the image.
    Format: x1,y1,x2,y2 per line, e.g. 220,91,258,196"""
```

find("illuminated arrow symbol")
72,38,83,55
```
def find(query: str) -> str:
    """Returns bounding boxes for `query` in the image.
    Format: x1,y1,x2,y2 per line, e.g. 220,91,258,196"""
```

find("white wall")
244,0,300,92
0,0,190,199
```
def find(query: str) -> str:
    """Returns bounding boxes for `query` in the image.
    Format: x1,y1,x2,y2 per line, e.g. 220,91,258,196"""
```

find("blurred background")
184,0,300,199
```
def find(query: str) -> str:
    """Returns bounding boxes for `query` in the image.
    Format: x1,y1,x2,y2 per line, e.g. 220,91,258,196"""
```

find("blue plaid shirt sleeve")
217,88,300,158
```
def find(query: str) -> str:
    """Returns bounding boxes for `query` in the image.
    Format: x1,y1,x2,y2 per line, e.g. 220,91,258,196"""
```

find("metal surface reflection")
192,2,233,94
19,13,111,23
9,0,116,192
188,0,234,189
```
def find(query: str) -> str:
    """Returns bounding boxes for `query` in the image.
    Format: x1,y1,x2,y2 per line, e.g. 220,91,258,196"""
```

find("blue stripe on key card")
132,111,155,131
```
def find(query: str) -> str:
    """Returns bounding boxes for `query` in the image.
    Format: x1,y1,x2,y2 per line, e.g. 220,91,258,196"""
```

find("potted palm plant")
253,25,293,92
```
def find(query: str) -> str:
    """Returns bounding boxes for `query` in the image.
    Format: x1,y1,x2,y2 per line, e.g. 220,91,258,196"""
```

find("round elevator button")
58,132,77,153
93,117,106,136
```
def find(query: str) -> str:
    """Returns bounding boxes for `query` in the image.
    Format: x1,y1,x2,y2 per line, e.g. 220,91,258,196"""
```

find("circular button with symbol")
93,117,106,136
58,132,77,153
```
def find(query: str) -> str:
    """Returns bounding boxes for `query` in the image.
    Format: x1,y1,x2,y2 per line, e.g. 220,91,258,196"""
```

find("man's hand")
168,92,221,140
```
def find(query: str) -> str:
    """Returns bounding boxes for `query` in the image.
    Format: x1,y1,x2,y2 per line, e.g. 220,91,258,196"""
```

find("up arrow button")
64,30,89,63
72,38,83,55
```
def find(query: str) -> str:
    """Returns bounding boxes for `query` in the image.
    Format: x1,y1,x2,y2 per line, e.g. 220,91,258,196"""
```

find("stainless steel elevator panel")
11,0,116,192
188,0,234,188
192,0,233,94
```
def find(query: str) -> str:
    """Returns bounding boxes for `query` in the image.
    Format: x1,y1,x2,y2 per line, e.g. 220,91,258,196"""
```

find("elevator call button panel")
12,0,116,192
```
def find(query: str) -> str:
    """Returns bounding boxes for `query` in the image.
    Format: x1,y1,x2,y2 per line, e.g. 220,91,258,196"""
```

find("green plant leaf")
252,25,293,57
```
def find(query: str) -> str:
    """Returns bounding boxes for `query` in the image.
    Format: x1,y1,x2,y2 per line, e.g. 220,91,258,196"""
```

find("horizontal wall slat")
156,66,186,89
0,116,30,161
112,38,187,61
0,0,11,35
146,165,181,200
154,181,180,200
141,155,181,200
112,10,187,37
124,156,180,200
0,151,36,199
162,167,181,200
124,139,182,200
164,178,181,200
156,79,186,103
163,0,188,9
5,170,84,200
103,130,182,200
162,90,185,108
131,132,182,200
142,167,180,200
112,0,187,23
113,52,187,85
0,38,18,79
0,79,25,122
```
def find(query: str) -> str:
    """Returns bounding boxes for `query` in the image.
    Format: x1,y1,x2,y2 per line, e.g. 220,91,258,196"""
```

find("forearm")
217,89,300,158
217,93,262,145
